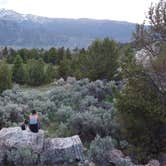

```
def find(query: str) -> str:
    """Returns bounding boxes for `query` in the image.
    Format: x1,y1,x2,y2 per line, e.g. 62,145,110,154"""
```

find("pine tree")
85,38,119,80
27,59,45,86
12,55,27,84
58,56,71,79
45,64,55,83
0,62,12,93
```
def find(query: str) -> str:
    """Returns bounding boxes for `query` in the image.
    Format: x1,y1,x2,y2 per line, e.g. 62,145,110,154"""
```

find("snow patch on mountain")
0,8,50,23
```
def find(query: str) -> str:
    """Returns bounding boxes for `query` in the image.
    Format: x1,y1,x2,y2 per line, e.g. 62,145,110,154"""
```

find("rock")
0,127,44,166
57,78,65,86
41,135,84,165
66,77,77,84
110,149,124,159
89,161,96,166
109,149,134,166
146,160,160,166
0,127,44,152
135,49,152,67
0,127,84,166
109,149,160,166
64,83,73,90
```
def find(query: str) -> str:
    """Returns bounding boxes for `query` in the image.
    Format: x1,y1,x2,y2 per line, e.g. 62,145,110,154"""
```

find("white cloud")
0,0,159,23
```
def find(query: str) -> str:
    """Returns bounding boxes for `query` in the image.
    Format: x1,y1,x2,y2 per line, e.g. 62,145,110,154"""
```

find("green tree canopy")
27,58,45,86
12,55,28,84
85,38,119,80
45,64,55,83
0,62,12,93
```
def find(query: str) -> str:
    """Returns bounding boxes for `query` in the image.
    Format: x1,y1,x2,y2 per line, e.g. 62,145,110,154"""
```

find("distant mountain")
0,9,136,48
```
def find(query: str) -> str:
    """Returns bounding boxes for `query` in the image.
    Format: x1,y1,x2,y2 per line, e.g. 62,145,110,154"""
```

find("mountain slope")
0,9,136,48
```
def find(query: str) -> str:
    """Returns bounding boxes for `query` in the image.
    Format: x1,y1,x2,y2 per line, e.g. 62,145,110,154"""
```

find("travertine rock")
41,135,84,165
0,127,84,166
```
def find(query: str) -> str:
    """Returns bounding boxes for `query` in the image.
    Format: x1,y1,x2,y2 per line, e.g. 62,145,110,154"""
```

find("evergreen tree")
27,59,45,86
116,0,166,161
65,48,72,59
47,47,57,64
85,38,119,80
57,47,65,65
2,47,8,57
0,62,12,93
12,55,27,84
58,56,72,79
6,48,16,64
45,64,55,83
116,47,166,161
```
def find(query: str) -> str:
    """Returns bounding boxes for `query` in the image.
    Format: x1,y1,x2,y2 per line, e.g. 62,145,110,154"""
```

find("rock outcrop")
0,127,84,166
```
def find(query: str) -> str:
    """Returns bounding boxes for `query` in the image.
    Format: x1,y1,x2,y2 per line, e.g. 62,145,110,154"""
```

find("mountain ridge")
0,9,136,48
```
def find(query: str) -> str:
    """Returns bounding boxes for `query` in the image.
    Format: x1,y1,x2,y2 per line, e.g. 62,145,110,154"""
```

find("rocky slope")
0,78,164,165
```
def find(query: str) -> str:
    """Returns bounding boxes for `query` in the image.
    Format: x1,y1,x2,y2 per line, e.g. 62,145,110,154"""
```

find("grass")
43,121,59,138
20,83,55,91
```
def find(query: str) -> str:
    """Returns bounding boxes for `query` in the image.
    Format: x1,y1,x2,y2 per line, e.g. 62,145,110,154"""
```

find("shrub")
68,108,117,141
89,135,114,166
0,78,119,145
69,112,103,141
5,147,39,166
55,105,73,123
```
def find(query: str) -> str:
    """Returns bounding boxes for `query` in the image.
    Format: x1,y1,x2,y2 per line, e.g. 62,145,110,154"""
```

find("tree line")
0,38,120,91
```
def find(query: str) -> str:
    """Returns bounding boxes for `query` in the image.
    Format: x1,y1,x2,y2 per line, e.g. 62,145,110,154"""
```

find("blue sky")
0,0,159,23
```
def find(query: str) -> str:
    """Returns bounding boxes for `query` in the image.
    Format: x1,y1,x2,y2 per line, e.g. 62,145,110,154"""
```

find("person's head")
31,110,37,115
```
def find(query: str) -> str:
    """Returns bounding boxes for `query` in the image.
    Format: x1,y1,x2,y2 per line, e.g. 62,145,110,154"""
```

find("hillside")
0,78,163,165
0,9,136,48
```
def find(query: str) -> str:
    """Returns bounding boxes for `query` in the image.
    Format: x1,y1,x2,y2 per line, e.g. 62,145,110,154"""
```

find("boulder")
41,135,84,165
109,149,133,166
0,127,84,166
0,127,44,166
0,127,44,152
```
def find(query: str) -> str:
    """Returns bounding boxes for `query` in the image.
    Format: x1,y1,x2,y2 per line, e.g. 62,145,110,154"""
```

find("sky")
0,0,159,23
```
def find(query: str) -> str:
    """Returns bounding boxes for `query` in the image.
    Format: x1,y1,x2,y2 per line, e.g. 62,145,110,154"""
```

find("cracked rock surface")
0,127,84,166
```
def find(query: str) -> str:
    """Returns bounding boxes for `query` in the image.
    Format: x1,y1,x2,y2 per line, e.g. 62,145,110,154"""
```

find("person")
29,110,39,133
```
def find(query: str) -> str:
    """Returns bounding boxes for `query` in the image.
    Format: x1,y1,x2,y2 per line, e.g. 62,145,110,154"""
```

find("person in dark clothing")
29,110,39,133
